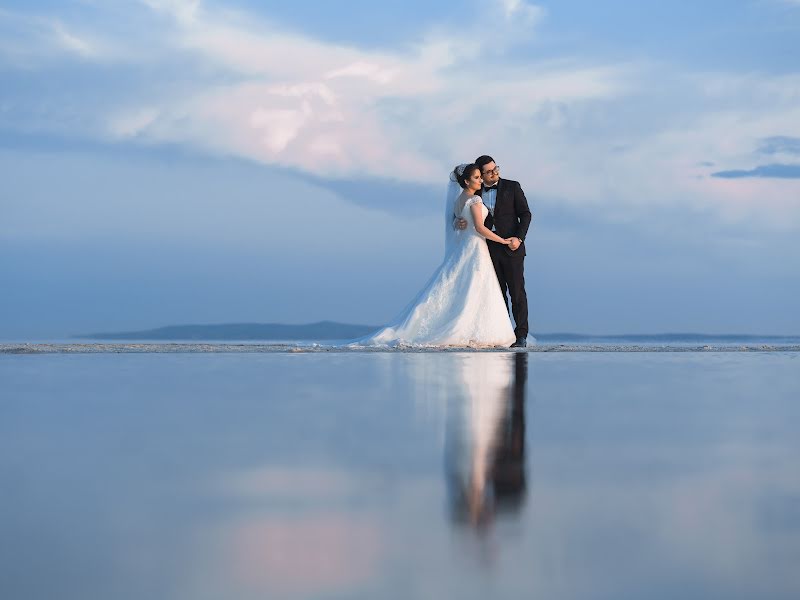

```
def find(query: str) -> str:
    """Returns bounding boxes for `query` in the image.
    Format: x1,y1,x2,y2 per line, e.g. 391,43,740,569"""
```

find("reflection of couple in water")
445,353,528,528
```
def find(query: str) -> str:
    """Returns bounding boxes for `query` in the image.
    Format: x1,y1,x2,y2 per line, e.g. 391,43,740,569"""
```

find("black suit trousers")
487,240,528,339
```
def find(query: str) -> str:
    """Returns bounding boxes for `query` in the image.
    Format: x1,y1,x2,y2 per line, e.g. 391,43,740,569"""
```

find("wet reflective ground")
2,352,799,599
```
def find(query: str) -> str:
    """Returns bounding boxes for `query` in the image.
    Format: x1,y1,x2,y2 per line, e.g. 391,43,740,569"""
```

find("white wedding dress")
352,195,516,348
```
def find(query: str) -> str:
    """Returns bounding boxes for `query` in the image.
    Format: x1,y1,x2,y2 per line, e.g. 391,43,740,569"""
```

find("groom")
457,155,532,347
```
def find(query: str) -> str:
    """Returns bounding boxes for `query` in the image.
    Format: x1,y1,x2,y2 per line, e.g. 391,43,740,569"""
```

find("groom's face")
481,161,500,186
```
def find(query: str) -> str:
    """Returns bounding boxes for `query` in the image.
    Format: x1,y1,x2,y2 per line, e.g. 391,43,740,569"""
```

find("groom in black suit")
457,155,532,347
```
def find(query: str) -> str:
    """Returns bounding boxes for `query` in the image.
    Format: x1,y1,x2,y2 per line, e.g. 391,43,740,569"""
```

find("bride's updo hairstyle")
452,163,480,189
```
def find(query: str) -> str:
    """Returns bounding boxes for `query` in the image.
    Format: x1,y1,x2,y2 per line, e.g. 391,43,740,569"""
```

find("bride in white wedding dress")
353,164,517,348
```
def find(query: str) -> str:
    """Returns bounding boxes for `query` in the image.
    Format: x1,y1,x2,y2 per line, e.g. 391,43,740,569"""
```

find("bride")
353,163,517,348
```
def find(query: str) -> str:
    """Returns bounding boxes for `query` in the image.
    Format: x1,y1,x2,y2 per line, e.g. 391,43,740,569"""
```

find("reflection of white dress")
355,195,516,348
444,354,512,521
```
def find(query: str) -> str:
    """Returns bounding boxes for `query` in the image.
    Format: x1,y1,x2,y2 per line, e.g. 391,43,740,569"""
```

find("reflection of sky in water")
1,353,799,599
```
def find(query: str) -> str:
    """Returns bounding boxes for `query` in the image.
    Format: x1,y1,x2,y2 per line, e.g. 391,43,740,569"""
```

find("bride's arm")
470,204,510,244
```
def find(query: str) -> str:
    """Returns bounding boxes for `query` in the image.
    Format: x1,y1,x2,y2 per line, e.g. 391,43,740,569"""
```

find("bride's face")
466,168,483,191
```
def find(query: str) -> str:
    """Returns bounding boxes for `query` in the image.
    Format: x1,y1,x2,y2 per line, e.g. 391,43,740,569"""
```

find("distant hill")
76,321,380,340
74,324,799,343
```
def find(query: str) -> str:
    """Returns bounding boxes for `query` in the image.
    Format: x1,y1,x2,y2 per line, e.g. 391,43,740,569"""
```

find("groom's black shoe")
510,337,527,348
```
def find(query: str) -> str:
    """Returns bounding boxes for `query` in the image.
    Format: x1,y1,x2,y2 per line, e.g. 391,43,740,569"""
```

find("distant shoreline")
73,321,380,341
5,342,800,354
72,322,800,343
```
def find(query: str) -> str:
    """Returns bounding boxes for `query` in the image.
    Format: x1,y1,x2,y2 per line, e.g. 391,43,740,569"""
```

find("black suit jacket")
480,178,532,258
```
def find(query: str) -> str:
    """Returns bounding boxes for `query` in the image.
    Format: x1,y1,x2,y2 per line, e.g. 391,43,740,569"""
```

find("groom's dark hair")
475,155,495,169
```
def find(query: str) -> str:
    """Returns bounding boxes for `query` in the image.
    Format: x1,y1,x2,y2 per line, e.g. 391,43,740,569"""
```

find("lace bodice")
455,195,487,238
455,194,483,216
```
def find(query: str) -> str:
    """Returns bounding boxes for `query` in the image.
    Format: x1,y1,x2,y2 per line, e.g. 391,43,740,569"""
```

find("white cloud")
139,0,201,24
0,9,108,62
108,107,161,138
499,0,546,24
92,1,625,181
326,62,395,85
50,20,97,57
2,1,800,229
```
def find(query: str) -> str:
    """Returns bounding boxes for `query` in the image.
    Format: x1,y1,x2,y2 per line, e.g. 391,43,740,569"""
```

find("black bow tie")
483,184,497,191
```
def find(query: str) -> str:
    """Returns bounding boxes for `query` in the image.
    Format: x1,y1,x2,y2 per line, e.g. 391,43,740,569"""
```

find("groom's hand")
509,237,521,251
456,218,468,230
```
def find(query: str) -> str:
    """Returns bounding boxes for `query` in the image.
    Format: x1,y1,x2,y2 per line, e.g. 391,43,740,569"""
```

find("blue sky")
1,0,799,338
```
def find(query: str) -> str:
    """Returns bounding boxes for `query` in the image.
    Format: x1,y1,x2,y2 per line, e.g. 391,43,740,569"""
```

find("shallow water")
4,341,800,353
1,352,799,599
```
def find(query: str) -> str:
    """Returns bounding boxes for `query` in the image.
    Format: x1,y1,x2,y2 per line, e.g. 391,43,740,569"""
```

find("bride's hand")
503,238,513,245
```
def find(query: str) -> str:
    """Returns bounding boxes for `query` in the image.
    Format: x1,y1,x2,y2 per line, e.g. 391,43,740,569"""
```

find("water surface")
1,352,799,599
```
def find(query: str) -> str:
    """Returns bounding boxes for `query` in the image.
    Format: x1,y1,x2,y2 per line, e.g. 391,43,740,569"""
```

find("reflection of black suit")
480,178,532,339
492,353,527,509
